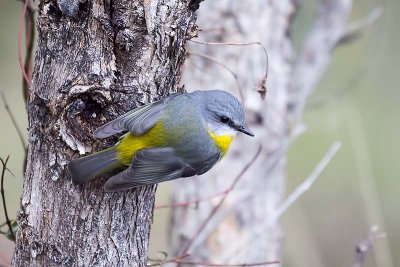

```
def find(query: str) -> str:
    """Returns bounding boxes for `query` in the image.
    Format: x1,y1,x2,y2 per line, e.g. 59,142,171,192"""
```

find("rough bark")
170,0,352,264
13,0,198,266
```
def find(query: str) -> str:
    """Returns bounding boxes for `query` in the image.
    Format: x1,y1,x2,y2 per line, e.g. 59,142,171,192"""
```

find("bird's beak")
237,125,255,137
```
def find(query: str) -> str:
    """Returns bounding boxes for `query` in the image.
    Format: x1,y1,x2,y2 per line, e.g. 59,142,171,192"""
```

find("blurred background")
0,0,398,266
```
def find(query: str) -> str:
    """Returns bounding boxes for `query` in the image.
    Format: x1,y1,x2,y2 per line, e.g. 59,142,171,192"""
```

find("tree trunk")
13,0,198,266
170,0,352,264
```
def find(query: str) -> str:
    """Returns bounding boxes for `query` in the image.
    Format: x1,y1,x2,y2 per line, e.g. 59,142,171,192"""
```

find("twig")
273,142,341,221
353,225,387,267
18,0,33,94
190,40,269,99
22,0,35,103
179,145,262,255
338,6,383,46
190,40,268,76
155,188,230,210
1,92,27,150
147,253,190,266
173,259,280,266
0,156,15,241
186,51,244,102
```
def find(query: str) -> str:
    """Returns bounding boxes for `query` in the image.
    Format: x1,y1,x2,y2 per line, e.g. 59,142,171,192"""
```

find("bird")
68,90,254,192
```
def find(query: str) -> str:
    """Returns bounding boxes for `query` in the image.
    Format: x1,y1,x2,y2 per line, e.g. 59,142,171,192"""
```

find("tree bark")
13,0,198,266
170,0,352,265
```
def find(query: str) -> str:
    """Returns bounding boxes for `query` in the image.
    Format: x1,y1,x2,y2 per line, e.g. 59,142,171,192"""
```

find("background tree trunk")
13,0,198,266
170,0,352,264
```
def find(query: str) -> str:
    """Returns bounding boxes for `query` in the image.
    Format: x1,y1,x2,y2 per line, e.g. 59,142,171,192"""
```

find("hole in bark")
78,1,89,14
80,96,103,121
65,92,109,139
49,2,63,18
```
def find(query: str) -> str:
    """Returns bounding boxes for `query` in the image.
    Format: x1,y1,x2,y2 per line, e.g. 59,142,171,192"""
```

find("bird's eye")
220,116,230,123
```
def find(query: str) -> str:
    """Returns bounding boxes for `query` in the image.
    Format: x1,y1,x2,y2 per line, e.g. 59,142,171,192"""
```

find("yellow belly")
207,130,234,158
116,121,166,165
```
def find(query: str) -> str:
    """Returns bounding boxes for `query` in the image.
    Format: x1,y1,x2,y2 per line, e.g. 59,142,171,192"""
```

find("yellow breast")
116,121,166,165
207,130,234,158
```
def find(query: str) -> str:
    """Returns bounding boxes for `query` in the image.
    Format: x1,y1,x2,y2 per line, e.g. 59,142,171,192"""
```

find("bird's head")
196,90,254,137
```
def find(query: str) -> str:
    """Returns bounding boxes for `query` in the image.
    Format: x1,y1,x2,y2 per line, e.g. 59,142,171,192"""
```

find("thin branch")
186,51,244,102
273,142,341,221
179,145,263,255
155,188,230,210
22,0,36,103
173,259,280,266
338,6,383,46
147,253,190,267
190,40,269,99
0,156,15,241
1,92,27,150
18,0,33,93
353,225,387,267
190,40,268,77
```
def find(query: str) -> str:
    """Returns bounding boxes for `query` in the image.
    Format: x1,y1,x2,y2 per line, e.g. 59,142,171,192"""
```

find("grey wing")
183,153,220,177
104,147,221,192
94,94,179,138
104,147,194,192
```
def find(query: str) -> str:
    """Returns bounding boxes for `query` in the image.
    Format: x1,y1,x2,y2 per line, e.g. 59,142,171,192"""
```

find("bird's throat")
207,130,234,158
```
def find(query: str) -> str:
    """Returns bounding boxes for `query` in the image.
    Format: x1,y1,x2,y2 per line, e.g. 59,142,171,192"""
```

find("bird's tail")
68,147,122,185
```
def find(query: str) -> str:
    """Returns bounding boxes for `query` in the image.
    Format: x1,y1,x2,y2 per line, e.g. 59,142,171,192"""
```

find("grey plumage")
104,147,221,192
94,94,180,138
69,147,121,185
69,90,253,191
